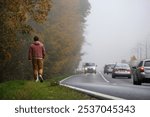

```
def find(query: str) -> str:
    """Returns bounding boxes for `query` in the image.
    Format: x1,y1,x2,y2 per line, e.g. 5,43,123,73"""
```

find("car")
132,59,150,85
112,63,131,78
75,68,83,74
104,63,115,74
83,62,97,74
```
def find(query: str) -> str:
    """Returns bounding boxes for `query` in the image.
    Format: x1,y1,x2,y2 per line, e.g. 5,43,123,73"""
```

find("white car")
112,63,131,78
83,63,97,74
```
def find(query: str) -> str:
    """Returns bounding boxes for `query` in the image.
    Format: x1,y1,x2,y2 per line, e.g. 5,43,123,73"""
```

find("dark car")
104,63,115,74
112,63,131,78
132,59,150,85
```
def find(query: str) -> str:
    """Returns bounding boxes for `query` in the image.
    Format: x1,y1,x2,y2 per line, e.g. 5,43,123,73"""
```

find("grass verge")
0,76,94,100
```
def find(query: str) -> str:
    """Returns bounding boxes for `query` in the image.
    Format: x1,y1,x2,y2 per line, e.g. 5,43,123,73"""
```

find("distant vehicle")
83,63,97,74
112,63,131,78
104,63,115,74
132,59,150,85
75,68,83,74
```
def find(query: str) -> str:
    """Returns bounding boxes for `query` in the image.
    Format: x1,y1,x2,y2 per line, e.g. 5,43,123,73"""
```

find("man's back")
28,41,45,60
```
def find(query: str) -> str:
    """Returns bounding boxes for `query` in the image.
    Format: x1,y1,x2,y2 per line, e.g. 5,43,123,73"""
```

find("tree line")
0,0,91,82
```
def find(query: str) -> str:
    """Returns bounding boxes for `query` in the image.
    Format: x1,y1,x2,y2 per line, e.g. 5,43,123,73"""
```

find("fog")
81,0,150,70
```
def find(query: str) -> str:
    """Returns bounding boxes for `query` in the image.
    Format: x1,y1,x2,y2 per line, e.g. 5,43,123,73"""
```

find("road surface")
60,72,150,100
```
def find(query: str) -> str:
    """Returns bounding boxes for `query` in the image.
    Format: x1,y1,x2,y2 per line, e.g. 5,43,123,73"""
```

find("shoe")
39,75,43,83
36,75,39,82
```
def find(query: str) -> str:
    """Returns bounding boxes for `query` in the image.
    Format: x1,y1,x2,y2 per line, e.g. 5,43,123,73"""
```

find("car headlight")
92,67,96,70
85,68,88,70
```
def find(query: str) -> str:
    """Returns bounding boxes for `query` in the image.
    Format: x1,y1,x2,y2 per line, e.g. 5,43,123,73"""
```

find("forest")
0,0,91,82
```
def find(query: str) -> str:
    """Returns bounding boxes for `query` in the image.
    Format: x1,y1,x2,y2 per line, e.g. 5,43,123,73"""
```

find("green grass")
0,76,94,100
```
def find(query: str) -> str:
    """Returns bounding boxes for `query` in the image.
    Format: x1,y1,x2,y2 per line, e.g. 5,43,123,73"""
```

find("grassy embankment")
0,76,94,100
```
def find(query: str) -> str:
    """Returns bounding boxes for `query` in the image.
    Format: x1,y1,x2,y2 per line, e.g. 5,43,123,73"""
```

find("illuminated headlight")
92,67,96,70
85,68,88,70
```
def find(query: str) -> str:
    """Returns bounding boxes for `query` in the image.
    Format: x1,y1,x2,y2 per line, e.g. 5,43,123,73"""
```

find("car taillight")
139,67,144,72
127,69,131,73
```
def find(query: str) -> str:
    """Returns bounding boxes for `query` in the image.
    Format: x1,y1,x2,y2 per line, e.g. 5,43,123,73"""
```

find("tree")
0,0,52,82
0,0,91,82
129,55,137,67
42,0,91,76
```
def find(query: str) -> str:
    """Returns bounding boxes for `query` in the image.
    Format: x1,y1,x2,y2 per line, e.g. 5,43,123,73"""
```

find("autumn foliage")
0,0,90,82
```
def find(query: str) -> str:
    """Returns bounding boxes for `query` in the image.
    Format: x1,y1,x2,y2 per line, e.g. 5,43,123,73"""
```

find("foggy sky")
81,0,150,70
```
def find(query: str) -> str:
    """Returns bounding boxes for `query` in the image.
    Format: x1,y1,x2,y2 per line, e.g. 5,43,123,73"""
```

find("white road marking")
98,71,110,83
59,76,72,84
60,75,125,100
60,82,125,100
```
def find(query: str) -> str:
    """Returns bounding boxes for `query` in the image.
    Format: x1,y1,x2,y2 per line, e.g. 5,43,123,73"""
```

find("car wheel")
133,79,141,85
137,81,142,85
133,80,138,85
133,74,142,85
112,74,115,78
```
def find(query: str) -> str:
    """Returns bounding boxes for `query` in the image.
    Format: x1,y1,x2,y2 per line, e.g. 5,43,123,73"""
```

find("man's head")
34,36,39,41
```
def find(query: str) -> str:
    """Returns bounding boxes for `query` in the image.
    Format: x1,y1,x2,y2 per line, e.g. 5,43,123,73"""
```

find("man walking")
28,36,46,82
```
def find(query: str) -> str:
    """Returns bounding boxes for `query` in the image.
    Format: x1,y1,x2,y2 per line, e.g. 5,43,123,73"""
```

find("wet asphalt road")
60,72,150,100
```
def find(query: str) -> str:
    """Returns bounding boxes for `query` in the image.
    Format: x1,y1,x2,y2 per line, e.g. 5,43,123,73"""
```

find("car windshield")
115,63,129,68
106,64,115,68
110,64,115,68
144,61,150,67
85,63,95,66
